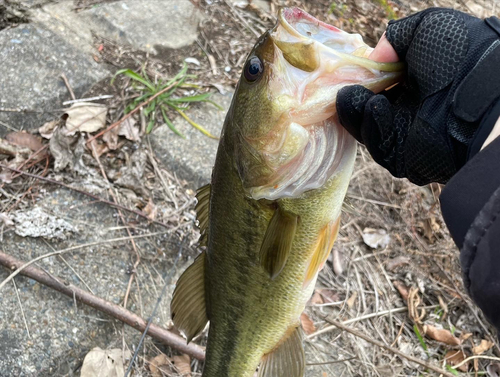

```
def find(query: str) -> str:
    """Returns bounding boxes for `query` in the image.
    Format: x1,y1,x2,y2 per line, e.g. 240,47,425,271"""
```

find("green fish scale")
202,138,353,377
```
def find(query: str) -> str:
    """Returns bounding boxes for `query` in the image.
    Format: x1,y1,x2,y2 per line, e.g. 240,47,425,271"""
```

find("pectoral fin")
304,218,340,287
260,207,298,279
258,326,305,377
171,252,208,343
196,184,210,246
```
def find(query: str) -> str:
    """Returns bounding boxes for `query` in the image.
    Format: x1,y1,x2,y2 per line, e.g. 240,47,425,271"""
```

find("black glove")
337,8,500,185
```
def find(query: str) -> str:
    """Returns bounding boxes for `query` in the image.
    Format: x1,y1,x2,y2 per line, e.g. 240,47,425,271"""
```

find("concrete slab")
151,92,233,189
0,188,188,376
0,23,109,134
30,0,202,54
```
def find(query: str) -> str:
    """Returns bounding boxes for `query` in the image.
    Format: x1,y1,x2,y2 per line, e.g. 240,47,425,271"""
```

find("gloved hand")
337,8,500,185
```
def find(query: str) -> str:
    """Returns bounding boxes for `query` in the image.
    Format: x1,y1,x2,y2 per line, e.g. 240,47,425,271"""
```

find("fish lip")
277,7,342,39
272,7,405,73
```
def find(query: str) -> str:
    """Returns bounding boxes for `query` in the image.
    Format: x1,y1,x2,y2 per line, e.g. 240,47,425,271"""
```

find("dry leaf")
64,102,107,135
80,347,130,377
487,363,500,377
0,213,14,227
300,312,316,335
149,353,171,377
143,199,157,221
346,291,358,309
118,117,141,142
172,354,191,376
393,280,409,301
423,325,461,346
423,216,440,242
317,289,340,303
309,291,324,305
101,122,120,150
185,57,201,66
473,339,494,355
460,332,473,342
39,119,60,139
362,228,391,249
89,139,109,159
386,256,410,272
6,132,45,153
0,138,32,157
0,170,13,184
445,350,469,372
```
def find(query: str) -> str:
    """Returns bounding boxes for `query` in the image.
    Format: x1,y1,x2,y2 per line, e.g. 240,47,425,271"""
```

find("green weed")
112,64,221,138
374,0,397,20
413,324,428,354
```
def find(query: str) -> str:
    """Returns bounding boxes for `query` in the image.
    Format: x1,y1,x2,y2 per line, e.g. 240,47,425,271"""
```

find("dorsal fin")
171,252,208,343
195,183,211,246
258,326,305,377
260,207,298,279
303,218,340,287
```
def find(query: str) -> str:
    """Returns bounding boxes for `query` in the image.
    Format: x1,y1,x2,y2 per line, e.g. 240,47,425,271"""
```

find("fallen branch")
316,318,455,377
0,164,170,229
0,251,205,361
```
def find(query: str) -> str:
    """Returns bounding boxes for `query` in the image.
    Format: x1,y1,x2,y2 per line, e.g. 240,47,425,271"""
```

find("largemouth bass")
171,8,403,377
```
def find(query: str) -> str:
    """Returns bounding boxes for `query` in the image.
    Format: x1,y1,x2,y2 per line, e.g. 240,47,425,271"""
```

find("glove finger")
360,94,399,176
385,7,450,60
336,85,374,143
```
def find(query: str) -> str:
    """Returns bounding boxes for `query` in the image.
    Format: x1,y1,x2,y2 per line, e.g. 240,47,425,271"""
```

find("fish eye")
244,56,263,82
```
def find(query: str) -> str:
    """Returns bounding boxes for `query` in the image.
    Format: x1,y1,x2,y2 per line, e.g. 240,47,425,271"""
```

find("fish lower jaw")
246,119,357,201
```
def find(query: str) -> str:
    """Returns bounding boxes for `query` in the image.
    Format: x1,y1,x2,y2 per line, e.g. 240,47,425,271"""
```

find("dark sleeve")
440,136,500,332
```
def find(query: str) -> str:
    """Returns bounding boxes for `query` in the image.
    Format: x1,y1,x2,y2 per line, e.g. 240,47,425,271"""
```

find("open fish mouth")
238,8,403,201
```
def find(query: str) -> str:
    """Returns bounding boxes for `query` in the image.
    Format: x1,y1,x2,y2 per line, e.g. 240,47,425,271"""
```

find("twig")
124,242,184,377
146,140,178,208
0,120,18,131
86,81,178,145
0,107,65,114
12,278,31,338
0,164,170,229
90,141,141,314
453,355,500,369
60,73,76,101
306,357,357,366
348,194,401,209
319,318,455,377
0,232,167,291
428,256,500,352
42,239,95,294
0,251,205,361
308,305,438,339
63,95,114,106
224,0,260,37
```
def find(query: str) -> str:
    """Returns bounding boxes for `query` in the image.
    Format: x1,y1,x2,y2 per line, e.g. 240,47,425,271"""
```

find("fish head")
229,7,404,200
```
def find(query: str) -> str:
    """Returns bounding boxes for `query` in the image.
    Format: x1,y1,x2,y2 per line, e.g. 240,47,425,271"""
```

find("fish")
171,7,403,377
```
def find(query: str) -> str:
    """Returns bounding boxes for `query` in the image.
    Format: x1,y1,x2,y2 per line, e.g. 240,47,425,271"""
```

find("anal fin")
258,326,305,377
303,218,340,287
171,252,208,343
260,207,298,279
